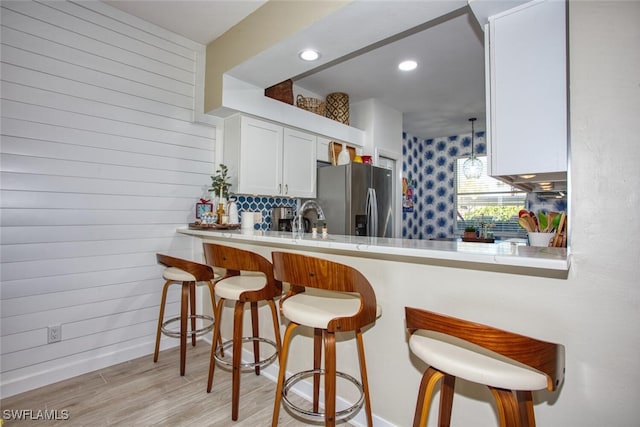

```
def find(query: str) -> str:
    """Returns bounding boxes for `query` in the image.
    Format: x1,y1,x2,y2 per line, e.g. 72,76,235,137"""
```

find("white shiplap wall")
0,0,218,397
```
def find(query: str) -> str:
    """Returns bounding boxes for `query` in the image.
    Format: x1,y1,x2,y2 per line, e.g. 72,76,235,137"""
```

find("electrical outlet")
48,325,61,343
253,212,262,223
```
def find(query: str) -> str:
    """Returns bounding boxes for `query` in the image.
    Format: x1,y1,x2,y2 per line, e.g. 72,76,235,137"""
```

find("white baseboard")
0,338,176,399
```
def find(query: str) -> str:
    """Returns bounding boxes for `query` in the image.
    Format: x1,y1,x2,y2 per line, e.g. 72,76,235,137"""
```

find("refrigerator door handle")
372,189,378,237
367,188,378,237
365,188,371,236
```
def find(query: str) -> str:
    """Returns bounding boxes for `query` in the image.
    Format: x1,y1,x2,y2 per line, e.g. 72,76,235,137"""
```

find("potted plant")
463,226,477,239
210,164,231,200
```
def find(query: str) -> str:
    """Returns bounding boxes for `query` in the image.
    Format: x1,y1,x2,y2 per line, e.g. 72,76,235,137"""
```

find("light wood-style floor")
1,342,355,426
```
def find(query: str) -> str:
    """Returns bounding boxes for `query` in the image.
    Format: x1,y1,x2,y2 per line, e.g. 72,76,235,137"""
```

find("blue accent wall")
402,130,485,239
402,131,566,240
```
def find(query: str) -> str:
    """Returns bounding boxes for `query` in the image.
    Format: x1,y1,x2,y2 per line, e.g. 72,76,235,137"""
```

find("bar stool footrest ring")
161,314,214,339
213,337,278,368
281,369,364,422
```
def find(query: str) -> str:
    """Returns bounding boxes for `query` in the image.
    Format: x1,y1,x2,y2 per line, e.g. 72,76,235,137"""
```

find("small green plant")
210,164,231,199
464,225,476,232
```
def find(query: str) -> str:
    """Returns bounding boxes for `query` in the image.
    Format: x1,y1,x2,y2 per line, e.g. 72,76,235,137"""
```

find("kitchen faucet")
295,200,325,235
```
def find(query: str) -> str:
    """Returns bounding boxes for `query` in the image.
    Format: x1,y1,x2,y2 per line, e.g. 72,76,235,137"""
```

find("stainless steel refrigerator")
316,163,394,237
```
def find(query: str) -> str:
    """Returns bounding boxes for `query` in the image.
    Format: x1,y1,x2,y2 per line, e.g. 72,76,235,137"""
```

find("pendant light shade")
463,117,482,179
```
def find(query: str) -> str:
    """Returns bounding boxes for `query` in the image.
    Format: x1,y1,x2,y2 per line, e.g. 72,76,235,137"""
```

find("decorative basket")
265,79,293,105
296,94,326,116
325,92,350,124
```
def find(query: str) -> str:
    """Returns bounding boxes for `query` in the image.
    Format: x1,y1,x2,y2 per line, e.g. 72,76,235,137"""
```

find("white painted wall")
562,3,640,424
351,98,403,159
0,0,217,397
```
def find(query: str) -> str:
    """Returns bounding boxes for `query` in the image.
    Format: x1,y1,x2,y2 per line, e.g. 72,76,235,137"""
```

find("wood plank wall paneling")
0,0,216,397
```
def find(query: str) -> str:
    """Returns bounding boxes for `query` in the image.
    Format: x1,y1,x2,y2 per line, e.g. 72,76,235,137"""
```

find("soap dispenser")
337,143,351,165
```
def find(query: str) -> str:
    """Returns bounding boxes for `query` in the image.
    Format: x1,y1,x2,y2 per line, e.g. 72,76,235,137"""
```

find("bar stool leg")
267,299,282,359
207,297,226,392
313,328,322,413
250,301,260,375
179,282,189,376
231,301,245,421
489,387,520,427
324,331,337,427
516,390,535,427
438,373,455,426
355,329,373,426
413,366,445,427
203,280,222,351
189,283,197,347
272,322,297,427
154,280,171,363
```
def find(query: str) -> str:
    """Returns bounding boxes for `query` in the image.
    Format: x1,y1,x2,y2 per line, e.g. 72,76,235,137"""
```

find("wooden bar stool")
271,251,380,427
405,307,565,427
203,243,283,421
154,254,216,376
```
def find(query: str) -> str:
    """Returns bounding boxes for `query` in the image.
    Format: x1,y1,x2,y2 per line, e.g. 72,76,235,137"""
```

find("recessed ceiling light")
398,60,417,71
299,49,320,61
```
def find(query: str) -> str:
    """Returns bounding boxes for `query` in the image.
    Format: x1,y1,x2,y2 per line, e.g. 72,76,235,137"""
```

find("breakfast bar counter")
177,226,570,426
177,227,570,277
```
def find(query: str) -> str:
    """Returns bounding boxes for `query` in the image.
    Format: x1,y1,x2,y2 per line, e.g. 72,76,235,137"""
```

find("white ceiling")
103,0,267,45
105,0,487,140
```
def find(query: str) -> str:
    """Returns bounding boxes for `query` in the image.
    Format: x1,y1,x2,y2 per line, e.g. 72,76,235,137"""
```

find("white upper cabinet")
282,128,317,198
486,0,567,177
224,115,316,198
316,136,332,163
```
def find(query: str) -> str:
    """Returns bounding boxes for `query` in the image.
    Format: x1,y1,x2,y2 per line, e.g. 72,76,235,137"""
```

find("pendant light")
463,117,482,179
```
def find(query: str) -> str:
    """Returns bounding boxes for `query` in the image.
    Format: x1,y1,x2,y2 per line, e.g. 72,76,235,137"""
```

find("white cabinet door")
316,136,331,163
225,115,317,197
283,128,317,198
487,0,567,176
237,116,282,195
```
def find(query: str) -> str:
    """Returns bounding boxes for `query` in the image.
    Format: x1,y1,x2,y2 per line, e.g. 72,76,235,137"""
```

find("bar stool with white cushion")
203,243,282,421
405,307,565,427
271,251,381,427
154,254,216,376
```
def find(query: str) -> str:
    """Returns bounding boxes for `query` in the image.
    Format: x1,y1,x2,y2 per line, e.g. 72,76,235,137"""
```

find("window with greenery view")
456,157,527,237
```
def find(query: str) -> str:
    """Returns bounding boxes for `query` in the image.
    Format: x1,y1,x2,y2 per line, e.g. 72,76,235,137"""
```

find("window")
456,156,526,237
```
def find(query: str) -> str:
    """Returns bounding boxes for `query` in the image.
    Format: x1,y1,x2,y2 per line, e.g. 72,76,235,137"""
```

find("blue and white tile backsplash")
233,195,298,231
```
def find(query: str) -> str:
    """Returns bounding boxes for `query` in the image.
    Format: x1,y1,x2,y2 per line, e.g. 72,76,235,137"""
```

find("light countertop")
177,227,570,277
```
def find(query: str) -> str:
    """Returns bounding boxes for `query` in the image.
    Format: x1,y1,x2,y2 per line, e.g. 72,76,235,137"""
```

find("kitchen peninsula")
177,226,570,426
178,227,570,277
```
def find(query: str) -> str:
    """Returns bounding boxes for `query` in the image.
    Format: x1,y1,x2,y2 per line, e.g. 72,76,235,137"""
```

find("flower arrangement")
517,210,562,233
210,164,231,199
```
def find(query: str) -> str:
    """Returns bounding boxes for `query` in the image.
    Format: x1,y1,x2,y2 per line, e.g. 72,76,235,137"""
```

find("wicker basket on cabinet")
296,94,326,116
325,92,350,124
